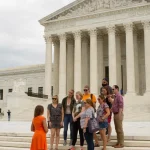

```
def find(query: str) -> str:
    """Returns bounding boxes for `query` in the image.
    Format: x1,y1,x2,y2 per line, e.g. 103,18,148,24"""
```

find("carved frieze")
50,0,148,21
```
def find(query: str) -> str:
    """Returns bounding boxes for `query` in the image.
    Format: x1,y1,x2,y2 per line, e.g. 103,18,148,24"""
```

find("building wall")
0,64,55,113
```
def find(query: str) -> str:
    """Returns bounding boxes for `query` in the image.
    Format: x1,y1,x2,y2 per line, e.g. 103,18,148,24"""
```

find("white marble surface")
0,121,150,137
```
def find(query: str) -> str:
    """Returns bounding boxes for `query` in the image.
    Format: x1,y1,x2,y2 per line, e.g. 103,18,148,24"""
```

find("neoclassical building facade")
39,0,150,100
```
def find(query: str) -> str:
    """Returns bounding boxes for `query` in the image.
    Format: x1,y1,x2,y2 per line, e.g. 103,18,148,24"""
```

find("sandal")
94,143,100,147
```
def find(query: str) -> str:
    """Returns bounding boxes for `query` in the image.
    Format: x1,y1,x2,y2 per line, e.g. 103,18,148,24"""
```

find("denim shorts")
99,122,108,129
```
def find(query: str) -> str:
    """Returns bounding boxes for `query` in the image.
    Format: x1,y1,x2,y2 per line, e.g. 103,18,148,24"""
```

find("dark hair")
99,95,106,102
101,86,110,95
114,85,119,91
34,105,44,117
103,78,109,84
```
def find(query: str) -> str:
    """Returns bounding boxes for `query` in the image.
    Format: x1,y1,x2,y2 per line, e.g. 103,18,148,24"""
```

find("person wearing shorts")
97,95,110,150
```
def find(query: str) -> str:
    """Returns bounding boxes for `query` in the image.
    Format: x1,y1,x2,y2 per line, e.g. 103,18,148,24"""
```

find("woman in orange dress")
30,105,48,150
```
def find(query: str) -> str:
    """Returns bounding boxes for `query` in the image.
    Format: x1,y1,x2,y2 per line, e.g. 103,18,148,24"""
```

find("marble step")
0,140,150,148
0,136,150,147
0,146,150,150
0,132,150,141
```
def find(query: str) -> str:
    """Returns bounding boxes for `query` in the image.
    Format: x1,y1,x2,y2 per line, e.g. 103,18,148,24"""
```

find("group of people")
30,78,124,150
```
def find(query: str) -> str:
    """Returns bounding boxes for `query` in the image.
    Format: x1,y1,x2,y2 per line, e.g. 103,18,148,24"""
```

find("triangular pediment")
39,0,149,25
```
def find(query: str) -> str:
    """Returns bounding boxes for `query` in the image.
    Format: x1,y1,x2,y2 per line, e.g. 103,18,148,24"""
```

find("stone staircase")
0,133,149,150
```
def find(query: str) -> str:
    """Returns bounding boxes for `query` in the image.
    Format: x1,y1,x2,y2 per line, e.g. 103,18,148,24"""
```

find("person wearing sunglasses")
82,85,99,147
101,86,113,142
47,95,64,150
100,78,113,95
76,99,95,150
110,85,124,148
97,95,110,150
62,89,76,146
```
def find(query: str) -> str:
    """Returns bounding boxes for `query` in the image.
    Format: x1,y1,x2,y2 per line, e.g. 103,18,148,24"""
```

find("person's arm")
42,118,48,133
101,108,110,120
118,95,124,115
47,109,50,121
31,122,35,132
74,105,85,120
61,107,64,126
83,117,90,133
108,96,114,104
47,105,51,127
72,108,75,119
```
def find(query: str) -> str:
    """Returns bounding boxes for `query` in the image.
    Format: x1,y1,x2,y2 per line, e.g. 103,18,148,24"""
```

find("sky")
0,0,75,69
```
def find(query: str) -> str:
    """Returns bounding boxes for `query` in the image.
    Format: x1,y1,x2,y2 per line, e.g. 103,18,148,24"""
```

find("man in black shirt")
100,78,113,95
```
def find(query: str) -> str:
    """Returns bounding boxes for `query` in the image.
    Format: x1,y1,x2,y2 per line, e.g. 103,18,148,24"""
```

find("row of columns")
44,21,150,99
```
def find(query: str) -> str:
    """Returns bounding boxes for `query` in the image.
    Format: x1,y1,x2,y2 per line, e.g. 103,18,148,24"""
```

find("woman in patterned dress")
47,95,64,150
97,95,110,150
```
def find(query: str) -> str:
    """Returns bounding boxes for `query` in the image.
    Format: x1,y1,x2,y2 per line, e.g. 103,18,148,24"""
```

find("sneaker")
63,140,67,146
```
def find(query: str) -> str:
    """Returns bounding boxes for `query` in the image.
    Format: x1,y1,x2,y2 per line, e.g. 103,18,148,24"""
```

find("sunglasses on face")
84,89,88,92
52,98,57,100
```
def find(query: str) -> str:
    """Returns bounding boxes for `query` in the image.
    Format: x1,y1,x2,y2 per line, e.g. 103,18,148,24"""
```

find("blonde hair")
84,85,90,90
85,99,94,108
76,91,83,99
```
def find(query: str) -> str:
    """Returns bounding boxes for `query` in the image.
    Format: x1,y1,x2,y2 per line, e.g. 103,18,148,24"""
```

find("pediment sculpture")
51,0,147,20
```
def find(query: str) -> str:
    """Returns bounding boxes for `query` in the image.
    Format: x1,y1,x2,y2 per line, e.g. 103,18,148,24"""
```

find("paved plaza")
0,121,150,136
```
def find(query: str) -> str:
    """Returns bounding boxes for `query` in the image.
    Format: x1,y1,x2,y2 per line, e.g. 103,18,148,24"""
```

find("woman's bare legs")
50,128,56,149
55,128,60,149
107,124,112,142
93,132,99,146
100,129,107,150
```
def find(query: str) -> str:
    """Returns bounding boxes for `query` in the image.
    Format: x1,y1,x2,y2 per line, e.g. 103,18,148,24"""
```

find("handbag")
88,112,100,133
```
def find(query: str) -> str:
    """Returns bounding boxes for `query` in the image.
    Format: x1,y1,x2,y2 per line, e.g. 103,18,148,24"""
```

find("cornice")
40,0,150,25
44,2,150,24
39,0,86,25
0,64,45,76
44,3,150,35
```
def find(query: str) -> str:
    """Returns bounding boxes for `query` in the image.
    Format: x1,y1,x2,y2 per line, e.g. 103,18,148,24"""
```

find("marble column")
124,23,136,95
138,32,145,95
53,39,60,95
116,33,122,90
44,36,52,98
81,35,90,89
133,30,139,95
59,34,67,101
143,21,150,94
66,37,74,92
90,29,98,95
74,31,82,92
97,34,104,94
107,25,117,86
